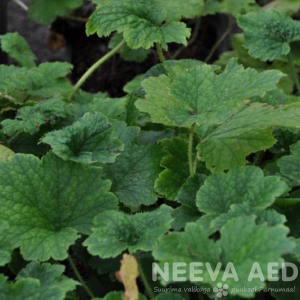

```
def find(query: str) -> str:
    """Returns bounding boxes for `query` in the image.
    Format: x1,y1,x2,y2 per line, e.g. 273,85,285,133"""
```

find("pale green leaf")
237,10,300,61
41,112,124,164
196,166,289,214
0,152,118,261
203,0,222,16
136,58,285,127
28,0,83,25
1,97,73,136
262,0,300,16
197,103,300,172
0,33,36,68
153,216,294,297
102,143,164,207
83,205,173,258
123,75,144,94
220,0,259,15
0,145,15,162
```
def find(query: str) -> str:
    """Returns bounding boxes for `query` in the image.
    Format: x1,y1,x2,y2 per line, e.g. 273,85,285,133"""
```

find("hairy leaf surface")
83,205,173,258
0,152,118,261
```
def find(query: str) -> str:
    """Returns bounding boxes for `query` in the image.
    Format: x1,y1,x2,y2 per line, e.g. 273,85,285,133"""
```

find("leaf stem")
189,123,196,177
67,254,95,299
204,14,232,63
172,16,201,60
68,39,126,100
287,52,300,95
135,255,155,299
10,0,28,11
254,151,264,166
7,131,20,145
156,43,165,64
0,93,18,102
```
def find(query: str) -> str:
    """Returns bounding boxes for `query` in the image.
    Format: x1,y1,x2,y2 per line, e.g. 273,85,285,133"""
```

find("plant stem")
0,93,18,102
254,151,264,166
7,131,20,145
172,16,201,60
287,52,300,95
189,123,196,177
204,14,233,63
11,0,28,11
68,39,126,100
156,43,165,63
135,255,155,299
67,254,95,299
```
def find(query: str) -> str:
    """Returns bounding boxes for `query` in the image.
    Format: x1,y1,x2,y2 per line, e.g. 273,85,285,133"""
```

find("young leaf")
0,33,36,68
211,203,286,230
197,103,300,172
262,0,300,16
87,0,191,50
153,216,294,298
0,274,64,300
220,0,259,15
102,143,164,207
28,0,83,25
1,97,72,136
83,205,173,258
172,174,207,230
109,33,150,63
237,10,300,61
41,112,124,164
0,145,15,162
0,152,118,261
16,261,79,294
196,166,289,214
278,140,300,183
116,254,139,300
0,221,14,266
136,58,285,127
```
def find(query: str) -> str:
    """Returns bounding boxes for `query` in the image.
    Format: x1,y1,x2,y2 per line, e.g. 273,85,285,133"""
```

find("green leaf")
278,140,300,183
203,0,222,16
123,75,144,94
171,174,207,230
153,216,294,297
262,0,300,16
278,41,300,67
154,293,186,300
41,112,124,164
0,221,14,266
197,103,300,172
0,33,36,68
197,166,289,214
1,97,72,136
237,10,300,61
87,0,191,50
136,58,285,127
211,203,286,230
280,203,300,238
28,0,83,25
0,152,118,261
250,88,289,106
109,33,150,63
102,143,164,207
220,0,259,15
0,274,64,300
16,261,79,294
83,205,173,258
0,145,15,162
28,62,73,98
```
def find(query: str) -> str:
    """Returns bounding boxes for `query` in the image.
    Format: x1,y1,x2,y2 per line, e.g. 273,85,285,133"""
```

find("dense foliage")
1,0,300,299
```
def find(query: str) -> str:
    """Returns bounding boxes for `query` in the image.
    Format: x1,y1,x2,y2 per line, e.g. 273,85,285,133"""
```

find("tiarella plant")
1,0,300,299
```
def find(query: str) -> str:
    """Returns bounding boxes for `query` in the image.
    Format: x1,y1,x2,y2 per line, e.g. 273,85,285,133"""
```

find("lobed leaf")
83,205,173,258
41,112,124,164
0,221,14,266
153,216,294,297
0,33,36,68
196,166,289,214
197,103,300,172
86,0,191,50
0,145,15,162
136,58,285,127
0,152,118,261
237,10,300,61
